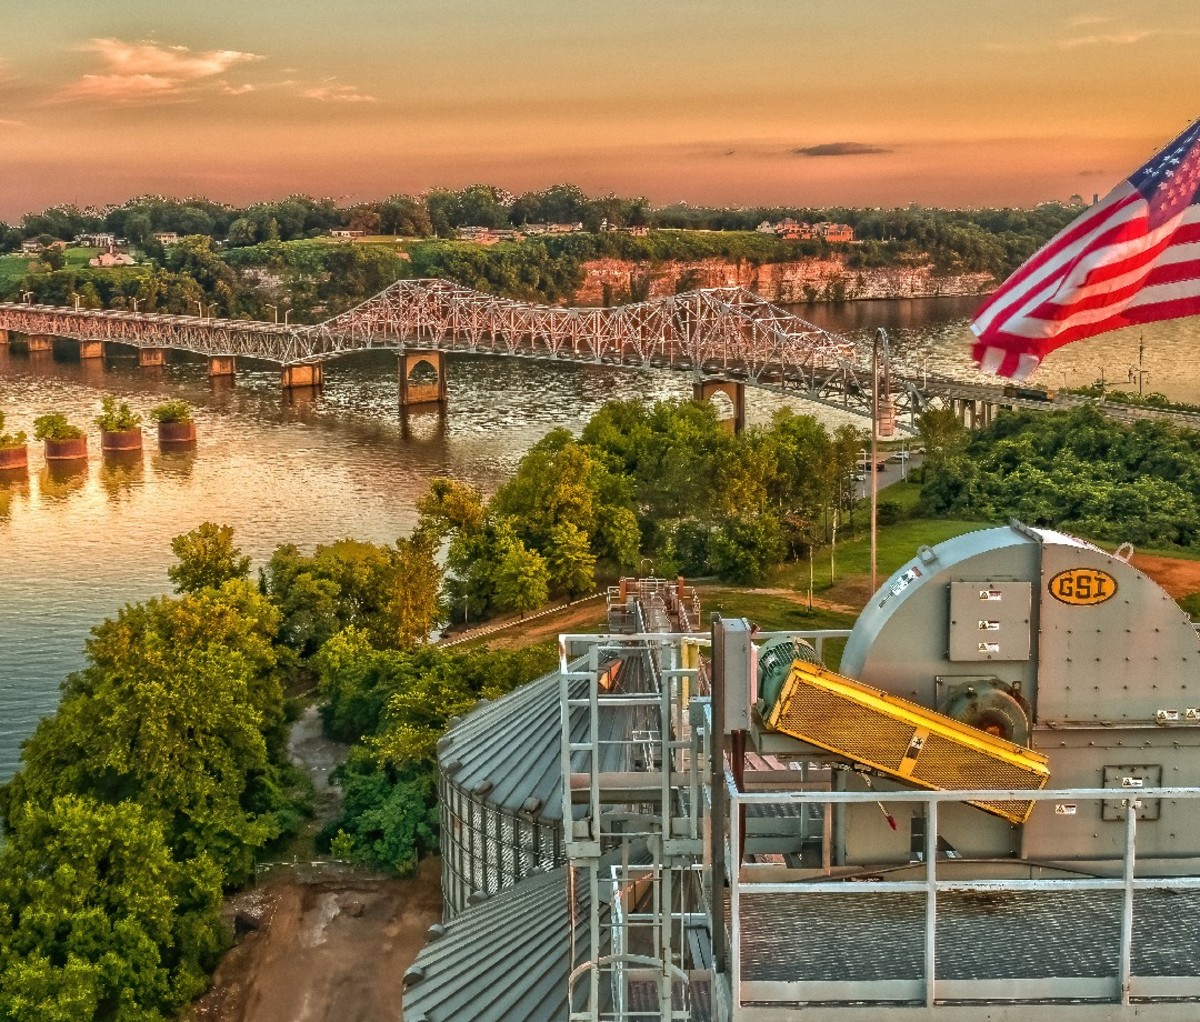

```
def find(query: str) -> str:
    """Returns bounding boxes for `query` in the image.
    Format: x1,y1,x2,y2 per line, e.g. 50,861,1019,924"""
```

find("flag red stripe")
974,200,1150,337
1063,218,1200,295
979,278,1200,353
1022,256,1200,326
976,208,1200,341
973,189,1138,308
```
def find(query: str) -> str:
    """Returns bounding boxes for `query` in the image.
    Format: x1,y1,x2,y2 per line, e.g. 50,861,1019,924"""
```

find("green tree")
917,407,969,475
0,795,225,1022
546,521,597,598
167,522,251,594
494,540,549,616
388,531,443,645
0,582,290,885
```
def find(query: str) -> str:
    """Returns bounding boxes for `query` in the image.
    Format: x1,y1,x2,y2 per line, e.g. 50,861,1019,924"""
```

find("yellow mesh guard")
764,661,1049,824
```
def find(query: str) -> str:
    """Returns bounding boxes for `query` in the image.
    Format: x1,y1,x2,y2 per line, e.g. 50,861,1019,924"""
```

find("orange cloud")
57,38,263,103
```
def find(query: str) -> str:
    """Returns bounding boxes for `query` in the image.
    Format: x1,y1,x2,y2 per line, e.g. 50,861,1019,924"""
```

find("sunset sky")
0,0,1195,219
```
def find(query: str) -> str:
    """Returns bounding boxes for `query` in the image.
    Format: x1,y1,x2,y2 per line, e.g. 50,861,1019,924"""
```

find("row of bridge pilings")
945,396,1000,429
0,329,450,409
1,328,755,429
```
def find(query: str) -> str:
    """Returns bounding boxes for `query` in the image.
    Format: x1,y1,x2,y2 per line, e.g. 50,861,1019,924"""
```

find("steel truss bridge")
0,280,934,420
6,278,1195,429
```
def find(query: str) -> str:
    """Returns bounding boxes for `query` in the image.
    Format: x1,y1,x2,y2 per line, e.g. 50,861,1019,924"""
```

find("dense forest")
920,405,1200,549
1,185,1082,312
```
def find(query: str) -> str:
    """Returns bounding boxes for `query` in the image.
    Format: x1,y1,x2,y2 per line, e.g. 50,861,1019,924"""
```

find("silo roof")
438,653,650,821
404,849,646,1022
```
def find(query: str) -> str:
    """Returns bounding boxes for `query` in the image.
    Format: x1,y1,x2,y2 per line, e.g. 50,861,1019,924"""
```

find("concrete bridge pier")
78,340,104,360
27,334,53,353
138,348,166,368
281,363,324,389
693,378,746,433
399,350,448,407
208,356,236,378
0,329,9,345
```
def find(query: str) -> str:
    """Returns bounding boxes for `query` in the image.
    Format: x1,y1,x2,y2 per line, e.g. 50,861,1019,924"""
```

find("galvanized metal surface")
732,889,1200,982
438,657,652,915
404,864,599,1022
439,657,652,822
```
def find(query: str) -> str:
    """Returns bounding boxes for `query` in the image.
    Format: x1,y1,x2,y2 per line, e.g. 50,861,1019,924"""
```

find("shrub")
0,410,27,450
32,413,84,441
96,395,142,432
150,399,193,424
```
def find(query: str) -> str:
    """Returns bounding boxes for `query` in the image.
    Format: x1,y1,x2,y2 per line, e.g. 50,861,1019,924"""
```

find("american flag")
972,117,1200,380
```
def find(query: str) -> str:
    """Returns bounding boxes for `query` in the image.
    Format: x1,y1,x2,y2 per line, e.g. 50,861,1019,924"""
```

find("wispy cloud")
988,26,1156,54
793,142,891,157
0,118,24,128
1066,14,1113,28
1060,30,1155,49
57,38,263,103
301,79,377,103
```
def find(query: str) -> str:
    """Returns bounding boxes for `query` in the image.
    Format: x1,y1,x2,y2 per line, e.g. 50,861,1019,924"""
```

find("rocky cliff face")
574,256,994,305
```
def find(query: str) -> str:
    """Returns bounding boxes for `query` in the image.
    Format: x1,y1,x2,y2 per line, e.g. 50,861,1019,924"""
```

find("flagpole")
871,327,890,596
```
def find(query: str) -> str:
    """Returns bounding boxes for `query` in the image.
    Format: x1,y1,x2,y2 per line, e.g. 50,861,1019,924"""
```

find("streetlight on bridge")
193,300,206,319
20,291,33,304
265,303,279,323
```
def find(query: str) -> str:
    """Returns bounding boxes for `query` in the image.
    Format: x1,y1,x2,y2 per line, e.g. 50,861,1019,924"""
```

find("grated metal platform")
734,889,1200,983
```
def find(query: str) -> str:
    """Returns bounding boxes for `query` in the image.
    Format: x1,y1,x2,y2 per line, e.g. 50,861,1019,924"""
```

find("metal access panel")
1102,764,1162,821
763,659,1049,824
948,581,1032,662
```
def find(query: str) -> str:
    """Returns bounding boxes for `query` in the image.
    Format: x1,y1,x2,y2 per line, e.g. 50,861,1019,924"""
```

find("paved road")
855,452,925,498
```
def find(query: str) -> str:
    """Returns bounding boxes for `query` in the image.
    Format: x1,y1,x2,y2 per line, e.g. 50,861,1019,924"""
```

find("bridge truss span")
0,280,936,420
305,279,870,394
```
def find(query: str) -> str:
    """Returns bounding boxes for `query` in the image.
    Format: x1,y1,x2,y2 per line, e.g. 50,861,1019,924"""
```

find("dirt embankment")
1130,553,1200,602
574,256,993,305
187,705,441,1022
187,860,442,1022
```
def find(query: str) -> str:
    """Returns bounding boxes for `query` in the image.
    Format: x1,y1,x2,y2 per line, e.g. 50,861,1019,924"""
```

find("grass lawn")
697,587,857,667
0,254,33,289
772,508,986,595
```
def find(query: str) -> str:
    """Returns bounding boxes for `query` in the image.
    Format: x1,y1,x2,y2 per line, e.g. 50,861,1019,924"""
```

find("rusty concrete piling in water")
0,445,29,472
281,363,324,390
100,429,143,453
208,355,236,378
43,437,87,461
157,421,196,446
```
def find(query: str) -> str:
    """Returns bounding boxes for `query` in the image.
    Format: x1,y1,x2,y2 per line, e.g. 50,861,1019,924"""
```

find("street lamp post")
1128,336,1149,396
870,327,891,596
21,291,33,304
131,298,140,313
265,303,278,323
193,300,205,318
283,309,292,326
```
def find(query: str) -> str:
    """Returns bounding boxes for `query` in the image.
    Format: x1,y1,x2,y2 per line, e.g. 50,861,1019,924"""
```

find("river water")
1,295,1197,781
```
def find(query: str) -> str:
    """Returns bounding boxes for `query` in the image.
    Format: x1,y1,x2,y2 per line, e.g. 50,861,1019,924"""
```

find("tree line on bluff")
2,184,1081,314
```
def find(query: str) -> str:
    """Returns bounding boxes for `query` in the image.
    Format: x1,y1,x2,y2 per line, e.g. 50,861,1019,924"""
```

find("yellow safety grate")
763,660,1049,824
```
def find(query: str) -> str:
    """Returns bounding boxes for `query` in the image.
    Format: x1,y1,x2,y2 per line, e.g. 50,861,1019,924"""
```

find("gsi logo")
1048,567,1118,606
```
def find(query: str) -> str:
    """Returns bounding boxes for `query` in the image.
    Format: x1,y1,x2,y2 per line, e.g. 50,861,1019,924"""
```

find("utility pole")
1128,336,1148,396
871,327,890,596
